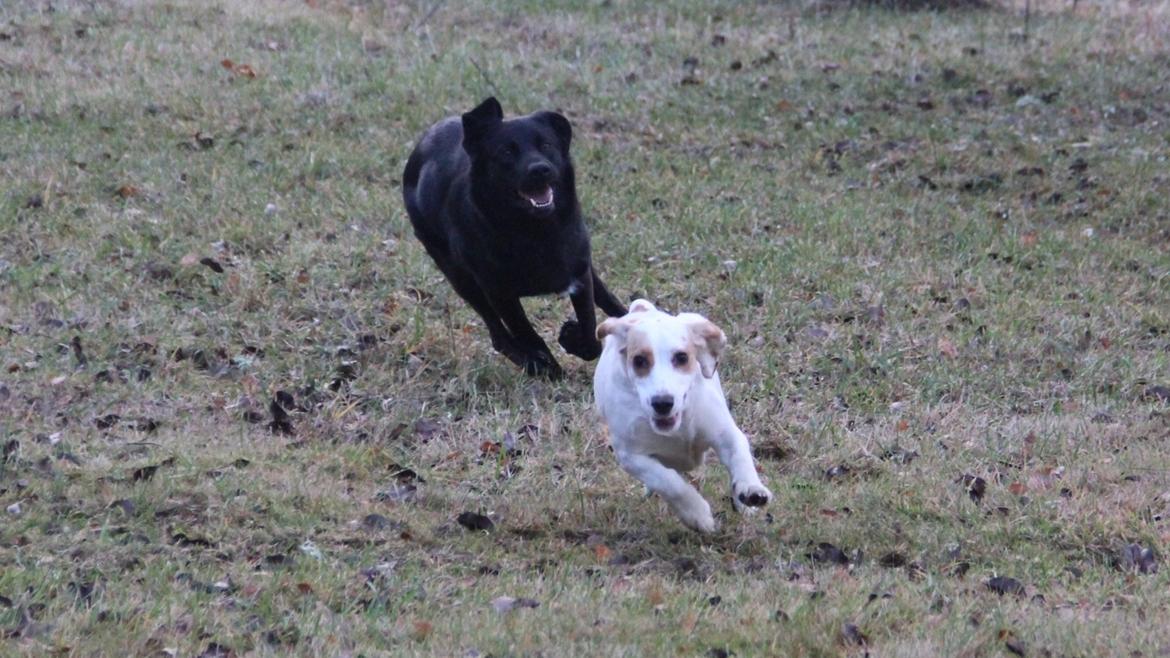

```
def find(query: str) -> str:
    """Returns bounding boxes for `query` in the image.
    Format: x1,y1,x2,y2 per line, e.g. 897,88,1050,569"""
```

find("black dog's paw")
524,352,564,380
558,320,602,361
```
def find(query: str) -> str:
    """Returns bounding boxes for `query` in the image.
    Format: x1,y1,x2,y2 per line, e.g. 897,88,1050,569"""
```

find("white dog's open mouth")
519,186,554,209
652,414,679,431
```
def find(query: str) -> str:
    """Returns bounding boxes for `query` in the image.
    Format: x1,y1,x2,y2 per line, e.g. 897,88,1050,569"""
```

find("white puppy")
593,299,772,533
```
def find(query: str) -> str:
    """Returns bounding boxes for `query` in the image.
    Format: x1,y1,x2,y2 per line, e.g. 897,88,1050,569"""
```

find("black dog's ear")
462,97,503,149
534,111,572,151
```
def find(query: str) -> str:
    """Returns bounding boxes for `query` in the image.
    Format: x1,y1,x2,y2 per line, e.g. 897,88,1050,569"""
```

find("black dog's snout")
526,161,554,182
650,395,674,416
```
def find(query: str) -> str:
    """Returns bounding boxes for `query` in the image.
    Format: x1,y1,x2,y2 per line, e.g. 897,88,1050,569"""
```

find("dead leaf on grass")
197,642,234,658
938,336,959,358
376,484,417,503
410,620,432,641
1141,385,1170,403
268,396,294,436
221,59,257,78
958,474,987,502
986,576,1026,597
413,418,441,440
999,629,1027,656
457,511,494,532
809,542,850,566
1116,544,1158,574
491,596,539,613
841,623,869,647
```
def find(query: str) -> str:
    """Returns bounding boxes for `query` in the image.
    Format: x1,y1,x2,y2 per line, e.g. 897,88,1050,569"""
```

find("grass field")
2,0,1169,655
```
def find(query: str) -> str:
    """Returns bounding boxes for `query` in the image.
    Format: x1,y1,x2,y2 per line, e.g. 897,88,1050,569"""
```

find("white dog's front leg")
617,452,715,533
712,427,772,513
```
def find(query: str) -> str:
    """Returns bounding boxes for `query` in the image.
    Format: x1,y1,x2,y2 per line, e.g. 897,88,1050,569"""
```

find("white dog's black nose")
650,395,674,416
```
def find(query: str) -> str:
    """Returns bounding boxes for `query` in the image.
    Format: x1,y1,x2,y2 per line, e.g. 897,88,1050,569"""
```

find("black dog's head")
462,97,574,218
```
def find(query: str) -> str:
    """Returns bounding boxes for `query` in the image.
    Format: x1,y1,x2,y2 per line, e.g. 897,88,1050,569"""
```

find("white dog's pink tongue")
523,186,554,208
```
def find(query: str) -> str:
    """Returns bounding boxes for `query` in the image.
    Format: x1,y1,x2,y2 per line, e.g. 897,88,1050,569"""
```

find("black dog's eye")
498,145,517,159
672,352,689,367
632,355,648,370
539,141,554,152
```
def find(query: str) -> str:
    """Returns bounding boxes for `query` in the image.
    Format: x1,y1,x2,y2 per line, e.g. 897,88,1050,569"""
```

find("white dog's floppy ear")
597,300,654,342
596,317,630,343
681,313,726,378
628,299,656,314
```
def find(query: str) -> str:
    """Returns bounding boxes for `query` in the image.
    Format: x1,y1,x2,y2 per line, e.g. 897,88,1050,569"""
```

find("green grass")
2,0,1169,655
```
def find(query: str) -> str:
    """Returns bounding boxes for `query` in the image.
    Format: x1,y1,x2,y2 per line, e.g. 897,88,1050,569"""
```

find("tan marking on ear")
686,317,726,378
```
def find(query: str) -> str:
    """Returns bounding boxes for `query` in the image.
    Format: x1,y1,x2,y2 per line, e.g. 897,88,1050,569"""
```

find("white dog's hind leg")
712,427,773,513
618,453,716,533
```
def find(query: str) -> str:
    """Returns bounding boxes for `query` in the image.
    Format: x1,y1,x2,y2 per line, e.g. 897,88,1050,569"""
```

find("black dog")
402,97,626,379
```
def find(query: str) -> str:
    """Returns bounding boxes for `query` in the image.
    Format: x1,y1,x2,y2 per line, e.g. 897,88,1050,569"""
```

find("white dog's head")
596,299,727,435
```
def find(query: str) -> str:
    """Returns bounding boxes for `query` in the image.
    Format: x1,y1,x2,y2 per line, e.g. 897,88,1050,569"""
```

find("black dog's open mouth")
519,186,554,210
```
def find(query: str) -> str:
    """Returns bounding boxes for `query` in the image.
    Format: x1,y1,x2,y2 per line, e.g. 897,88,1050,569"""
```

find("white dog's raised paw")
733,482,773,512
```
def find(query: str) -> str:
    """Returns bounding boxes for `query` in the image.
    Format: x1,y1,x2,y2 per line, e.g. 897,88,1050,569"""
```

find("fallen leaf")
1142,385,1170,403
457,511,494,532
841,623,868,647
410,620,432,641
491,596,539,613
592,543,612,562
809,542,850,566
197,642,233,658
824,464,851,480
986,576,1026,597
268,397,294,436
1117,544,1158,574
999,629,1027,656
938,336,959,358
376,484,417,503
958,474,987,502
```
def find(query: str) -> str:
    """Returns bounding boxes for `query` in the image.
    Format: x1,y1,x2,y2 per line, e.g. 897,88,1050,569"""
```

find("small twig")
410,0,448,33
1024,0,1031,43
444,294,455,361
468,56,501,98
124,441,162,448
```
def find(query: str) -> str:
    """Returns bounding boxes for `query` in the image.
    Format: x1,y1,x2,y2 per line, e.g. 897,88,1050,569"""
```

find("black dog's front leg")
591,270,627,318
490,295,564,380
558,266,621,361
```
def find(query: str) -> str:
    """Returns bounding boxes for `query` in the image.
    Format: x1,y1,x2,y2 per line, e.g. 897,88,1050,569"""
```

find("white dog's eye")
632,354,649,370
672,351,689,367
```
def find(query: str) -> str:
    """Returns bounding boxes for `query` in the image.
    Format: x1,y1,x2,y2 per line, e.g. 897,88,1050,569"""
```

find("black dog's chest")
458,225,581,296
